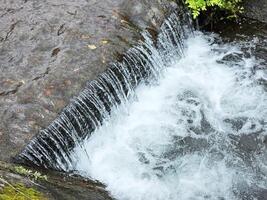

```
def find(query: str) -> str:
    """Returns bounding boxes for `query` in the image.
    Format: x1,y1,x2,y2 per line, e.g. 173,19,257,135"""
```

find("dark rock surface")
242,0,267,23
0,0,177,163
211,17,267,63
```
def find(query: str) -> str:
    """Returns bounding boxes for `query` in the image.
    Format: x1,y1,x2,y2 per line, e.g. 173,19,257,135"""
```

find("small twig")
4,21,19,41
67,10,77,16
57,24,65,36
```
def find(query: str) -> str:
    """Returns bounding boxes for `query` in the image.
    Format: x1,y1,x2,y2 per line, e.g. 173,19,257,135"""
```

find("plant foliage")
185,0,243,18
14,166,48,181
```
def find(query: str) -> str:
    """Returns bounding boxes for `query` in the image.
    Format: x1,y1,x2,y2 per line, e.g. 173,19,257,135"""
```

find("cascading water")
16,6,192,171
17,4,267,200
71,31,267,199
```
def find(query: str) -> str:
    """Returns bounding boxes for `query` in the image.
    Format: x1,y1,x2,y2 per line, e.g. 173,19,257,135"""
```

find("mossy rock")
0,161,112,200
0,183,47,200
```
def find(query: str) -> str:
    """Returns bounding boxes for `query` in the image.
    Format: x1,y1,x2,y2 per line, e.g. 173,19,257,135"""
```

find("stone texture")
242,0,267,23
211,17,267,63
0,0,177,163
0,161,113,200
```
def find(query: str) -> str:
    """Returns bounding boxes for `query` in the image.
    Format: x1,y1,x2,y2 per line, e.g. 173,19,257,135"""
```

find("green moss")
14,166,48,181
185,0,244,18
0,183,47,200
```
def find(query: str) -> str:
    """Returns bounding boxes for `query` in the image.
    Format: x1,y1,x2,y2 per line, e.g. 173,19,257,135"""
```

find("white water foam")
72,32,267,200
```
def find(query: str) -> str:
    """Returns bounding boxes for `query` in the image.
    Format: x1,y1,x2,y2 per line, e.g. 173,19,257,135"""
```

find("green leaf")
185,0,243,18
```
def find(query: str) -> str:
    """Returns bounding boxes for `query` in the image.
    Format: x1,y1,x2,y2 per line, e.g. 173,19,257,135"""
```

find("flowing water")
17,7,267,200
16,12,191,171
71,32,267,199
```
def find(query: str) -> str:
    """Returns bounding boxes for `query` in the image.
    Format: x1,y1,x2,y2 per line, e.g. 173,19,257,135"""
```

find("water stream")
71,32,267,200
16,7,267,199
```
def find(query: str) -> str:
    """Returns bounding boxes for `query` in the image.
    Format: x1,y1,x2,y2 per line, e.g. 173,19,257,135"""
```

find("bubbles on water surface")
72,32,267,200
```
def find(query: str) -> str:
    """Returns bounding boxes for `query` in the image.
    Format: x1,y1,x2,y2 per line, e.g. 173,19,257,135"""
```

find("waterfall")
71,32,267,199
15,6,193,171
15,2,267,199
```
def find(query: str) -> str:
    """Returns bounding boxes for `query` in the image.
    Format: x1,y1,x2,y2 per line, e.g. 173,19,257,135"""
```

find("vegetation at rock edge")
185,0,244,18
0,183,47,200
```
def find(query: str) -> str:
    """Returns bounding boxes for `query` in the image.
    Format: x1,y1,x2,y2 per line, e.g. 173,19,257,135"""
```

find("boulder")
0,0,177,163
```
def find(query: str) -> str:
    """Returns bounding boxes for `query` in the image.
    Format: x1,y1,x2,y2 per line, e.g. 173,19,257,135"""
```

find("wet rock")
0,0,177,163
228,133,266,169
162,136,210,160
0,161,113,200
223,117,248,132
237,133,263,153
210,18,267,63
217,53,245,67
242,0,267,23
